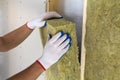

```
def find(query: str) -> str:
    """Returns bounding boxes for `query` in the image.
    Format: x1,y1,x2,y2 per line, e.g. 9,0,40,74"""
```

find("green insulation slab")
84,0,120,80
40,19,80,80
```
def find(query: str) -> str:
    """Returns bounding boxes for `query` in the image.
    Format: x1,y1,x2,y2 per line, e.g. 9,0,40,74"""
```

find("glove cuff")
36,60,46,71
24,23,34,30
27,21,47,29
37,58,52,70
26,22,35,29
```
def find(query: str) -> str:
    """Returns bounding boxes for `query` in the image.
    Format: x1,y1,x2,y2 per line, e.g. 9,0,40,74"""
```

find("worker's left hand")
27,12,62,29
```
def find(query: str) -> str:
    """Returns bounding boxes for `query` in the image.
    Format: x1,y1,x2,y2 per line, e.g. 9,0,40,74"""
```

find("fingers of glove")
49,32,64,43
51,12,62,17
58,38,71,50
59,44,71,57
53,34,69,47
62,44,70,53
36,21,46,27
46,12,62,18
34,18,43,22
41,12,62,21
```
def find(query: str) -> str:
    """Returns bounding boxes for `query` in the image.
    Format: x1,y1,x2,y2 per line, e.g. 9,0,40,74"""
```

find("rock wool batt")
84,0,120,80
40,19,80,80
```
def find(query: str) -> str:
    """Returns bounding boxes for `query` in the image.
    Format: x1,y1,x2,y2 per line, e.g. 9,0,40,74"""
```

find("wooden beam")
46,0,59,12
81,0,87,80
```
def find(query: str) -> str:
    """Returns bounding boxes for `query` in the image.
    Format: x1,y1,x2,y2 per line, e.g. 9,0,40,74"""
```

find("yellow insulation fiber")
40,19,80,80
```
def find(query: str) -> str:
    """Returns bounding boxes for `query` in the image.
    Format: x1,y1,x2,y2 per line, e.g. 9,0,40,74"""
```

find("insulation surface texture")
40,19,80,80
85,0,120,80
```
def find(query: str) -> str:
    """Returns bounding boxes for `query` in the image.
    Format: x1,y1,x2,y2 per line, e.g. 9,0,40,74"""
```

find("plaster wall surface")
0,0,46,79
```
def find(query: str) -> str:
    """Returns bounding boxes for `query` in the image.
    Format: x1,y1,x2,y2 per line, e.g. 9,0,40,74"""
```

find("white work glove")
27,12,62,29
37,32,71,70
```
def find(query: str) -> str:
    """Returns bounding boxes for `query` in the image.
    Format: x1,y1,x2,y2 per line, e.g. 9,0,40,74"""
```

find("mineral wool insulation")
84,0,120,80
40,19,80,80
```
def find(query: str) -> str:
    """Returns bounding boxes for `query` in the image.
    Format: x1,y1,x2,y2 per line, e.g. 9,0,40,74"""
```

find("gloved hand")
27,12,62,29
37,32,71,70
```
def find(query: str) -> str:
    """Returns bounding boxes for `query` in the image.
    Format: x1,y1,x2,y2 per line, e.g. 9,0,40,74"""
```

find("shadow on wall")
57,0,83,62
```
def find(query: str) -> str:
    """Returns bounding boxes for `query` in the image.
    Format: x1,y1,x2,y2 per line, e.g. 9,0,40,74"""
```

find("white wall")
58,0,83,50
0,0,83,79
0,0,46,80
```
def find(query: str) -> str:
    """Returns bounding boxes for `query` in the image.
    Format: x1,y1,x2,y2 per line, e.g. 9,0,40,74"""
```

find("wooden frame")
81,0,87,80
46,0,59,12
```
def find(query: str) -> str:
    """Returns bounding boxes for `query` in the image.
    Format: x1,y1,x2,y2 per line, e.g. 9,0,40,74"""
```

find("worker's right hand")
27,12,62,29
37,32,71,70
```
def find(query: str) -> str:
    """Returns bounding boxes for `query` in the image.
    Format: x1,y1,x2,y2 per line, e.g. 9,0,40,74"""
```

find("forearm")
7,61,44,80
0,12,62,52
0,24,33,52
